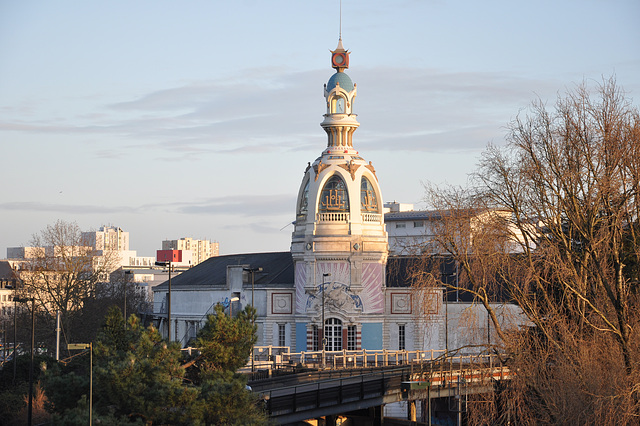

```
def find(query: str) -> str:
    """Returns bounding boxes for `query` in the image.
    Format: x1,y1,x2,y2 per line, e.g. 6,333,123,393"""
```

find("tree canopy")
417,78,640,424
42,306,268,425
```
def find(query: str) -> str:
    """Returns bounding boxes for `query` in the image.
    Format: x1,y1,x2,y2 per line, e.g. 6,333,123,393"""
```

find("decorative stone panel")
271,293,292,314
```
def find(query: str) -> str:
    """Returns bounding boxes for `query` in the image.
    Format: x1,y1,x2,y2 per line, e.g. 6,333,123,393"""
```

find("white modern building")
161,238,219,266
7,225,155,273
83,226,155,269
82,226,130,252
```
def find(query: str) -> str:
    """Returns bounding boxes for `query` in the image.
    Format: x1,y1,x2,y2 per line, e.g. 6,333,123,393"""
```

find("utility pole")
243,267,262,373
155,261,173,340
123,271,132,328
56,311,60,361
15,296,35,426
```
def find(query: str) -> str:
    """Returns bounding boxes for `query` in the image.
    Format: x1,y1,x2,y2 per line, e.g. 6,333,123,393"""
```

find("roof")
386,255,512,303
327,71,354,92
154,251,294,291
0,261,16,280
384,210,445,222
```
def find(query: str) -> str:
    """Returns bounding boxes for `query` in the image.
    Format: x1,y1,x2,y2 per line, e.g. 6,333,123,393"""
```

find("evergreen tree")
189,304,258,381
43,306,269,425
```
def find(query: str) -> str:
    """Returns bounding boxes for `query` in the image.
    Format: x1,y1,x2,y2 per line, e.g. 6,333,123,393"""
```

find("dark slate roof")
0,261,16,279
386,255,511,303
154,251,294,291
384,210,445,222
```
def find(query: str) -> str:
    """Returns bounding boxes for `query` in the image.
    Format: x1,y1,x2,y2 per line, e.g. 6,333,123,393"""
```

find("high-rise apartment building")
82,226,129,252
161,238,219,266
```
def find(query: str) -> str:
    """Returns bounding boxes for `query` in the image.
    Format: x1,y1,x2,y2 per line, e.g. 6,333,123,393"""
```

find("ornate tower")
291,39,388,352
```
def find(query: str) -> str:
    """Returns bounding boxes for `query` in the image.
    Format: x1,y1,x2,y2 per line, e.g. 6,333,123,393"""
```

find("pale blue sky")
1,0,639,257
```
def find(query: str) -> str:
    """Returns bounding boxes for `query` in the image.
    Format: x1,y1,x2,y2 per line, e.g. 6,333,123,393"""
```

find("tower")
291,39,388,351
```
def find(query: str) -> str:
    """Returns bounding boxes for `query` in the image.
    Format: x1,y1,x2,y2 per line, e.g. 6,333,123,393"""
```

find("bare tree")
416,78,640,424
15,220,119,347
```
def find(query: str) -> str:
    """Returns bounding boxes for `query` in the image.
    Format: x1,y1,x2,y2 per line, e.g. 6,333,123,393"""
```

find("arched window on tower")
319,175,349,212
361,177,379,212
331,96,346,114
298,179,310,218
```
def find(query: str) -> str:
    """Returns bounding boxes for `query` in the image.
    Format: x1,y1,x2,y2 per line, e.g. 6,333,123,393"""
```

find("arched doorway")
325,318,343,351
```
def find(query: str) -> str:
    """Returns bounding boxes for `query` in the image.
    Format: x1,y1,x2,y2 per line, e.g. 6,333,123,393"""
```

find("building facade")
161,238,219,266
82,226,130,252
0,261,19,318
290,38,388,352
152,39,448,352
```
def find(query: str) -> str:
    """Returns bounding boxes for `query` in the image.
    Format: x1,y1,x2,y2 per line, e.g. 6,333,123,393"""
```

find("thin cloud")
0,202,133,215
177,195,295,217
0,67,565,157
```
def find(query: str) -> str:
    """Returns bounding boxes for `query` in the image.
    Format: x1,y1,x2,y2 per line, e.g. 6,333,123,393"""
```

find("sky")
1,0,639,258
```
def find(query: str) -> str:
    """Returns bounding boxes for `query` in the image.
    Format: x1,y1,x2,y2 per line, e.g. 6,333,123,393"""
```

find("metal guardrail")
264,366,407,419
255,354,511,424
247,346,479,372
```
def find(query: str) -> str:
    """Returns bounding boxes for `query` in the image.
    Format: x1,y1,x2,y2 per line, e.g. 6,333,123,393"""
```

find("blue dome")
327,72,354,92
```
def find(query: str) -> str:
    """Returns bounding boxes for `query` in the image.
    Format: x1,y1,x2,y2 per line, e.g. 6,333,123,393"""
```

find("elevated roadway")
247,351,510,425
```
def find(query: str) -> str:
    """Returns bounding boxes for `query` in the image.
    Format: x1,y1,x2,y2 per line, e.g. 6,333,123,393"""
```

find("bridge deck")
247,351,511,425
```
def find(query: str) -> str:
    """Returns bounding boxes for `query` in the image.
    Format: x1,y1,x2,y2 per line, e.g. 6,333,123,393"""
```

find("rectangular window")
278,324,286,347
395,223,406,228
413,221,424,228
399,324,406,350
347,325,357,350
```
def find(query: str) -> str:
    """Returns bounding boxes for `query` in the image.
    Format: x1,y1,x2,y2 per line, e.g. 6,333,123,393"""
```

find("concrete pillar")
421,399,429,424
372,405,384,426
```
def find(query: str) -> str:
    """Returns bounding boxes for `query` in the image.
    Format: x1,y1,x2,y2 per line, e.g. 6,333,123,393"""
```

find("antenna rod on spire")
339,0,342,39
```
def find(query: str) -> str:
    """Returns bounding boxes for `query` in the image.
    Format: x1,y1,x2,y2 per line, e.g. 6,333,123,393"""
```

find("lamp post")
242,267,263,309
155,261,172,341
68,343,92,425
242,267,262,373
11,286,18,384
123,270,133,329
321,273,330,368
15,296,35,426
7,271,20,384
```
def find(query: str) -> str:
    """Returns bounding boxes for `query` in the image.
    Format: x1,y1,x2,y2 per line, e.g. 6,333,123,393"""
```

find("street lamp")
7,270,21,384
15,296,35,426
155,261,172,341
229,296,240,317
68,343,92,425
242,267,263,309
242,267,262,373
123,270,133,329
6,284,18,384
321,273,330,368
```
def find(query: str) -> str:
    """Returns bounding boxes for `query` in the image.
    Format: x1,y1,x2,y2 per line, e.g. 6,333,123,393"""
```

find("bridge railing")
409,352,511,391
253,354,511,422
247,346,505,373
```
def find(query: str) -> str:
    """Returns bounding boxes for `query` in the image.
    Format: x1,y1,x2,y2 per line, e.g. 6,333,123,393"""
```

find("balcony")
317,212,350,222
362,213,382,223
